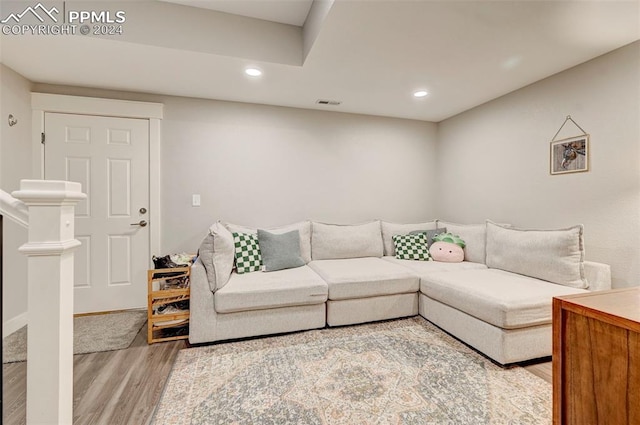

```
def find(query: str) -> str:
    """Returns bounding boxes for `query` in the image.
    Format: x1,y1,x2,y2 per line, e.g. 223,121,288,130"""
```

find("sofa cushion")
420,269,587,329
311,221,383,260
436,221,488,264
308,257,418,300
381,220,437,256
383,256,487,275
224,221,312,263
485,221,587,288
197,221,235,291
232,232,263,274
214,265,328,313
257,229,305,272
392,233,431,261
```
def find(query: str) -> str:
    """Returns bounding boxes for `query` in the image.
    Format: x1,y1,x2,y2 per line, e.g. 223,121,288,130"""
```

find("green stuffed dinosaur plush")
430,233,466,263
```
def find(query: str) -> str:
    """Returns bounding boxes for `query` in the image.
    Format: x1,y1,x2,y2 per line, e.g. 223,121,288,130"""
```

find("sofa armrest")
584,261,612,292
189,258,218,344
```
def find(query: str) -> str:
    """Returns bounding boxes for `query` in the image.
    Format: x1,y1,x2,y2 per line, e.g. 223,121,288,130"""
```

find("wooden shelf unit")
147,267,190,344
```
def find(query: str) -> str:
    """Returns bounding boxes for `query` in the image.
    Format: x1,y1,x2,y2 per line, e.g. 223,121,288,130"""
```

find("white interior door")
44,112,150,314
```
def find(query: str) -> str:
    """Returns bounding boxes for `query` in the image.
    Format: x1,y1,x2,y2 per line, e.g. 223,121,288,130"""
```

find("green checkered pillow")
392,233,432,261
232,232,262,273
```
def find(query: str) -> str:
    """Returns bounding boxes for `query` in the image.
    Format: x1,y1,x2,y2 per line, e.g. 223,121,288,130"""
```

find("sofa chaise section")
418,268,588,364
417,222,612,364
418,264,611,364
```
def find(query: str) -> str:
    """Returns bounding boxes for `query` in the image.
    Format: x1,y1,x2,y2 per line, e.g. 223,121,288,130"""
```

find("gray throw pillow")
409,227,447,248
257,229,305,272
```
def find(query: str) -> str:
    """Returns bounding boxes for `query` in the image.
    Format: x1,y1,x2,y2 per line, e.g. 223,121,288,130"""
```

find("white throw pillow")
198,221,235,291
311,221,383,260
223,221,312,264
436,221,488,264
381,220,438,256
485,221,587,288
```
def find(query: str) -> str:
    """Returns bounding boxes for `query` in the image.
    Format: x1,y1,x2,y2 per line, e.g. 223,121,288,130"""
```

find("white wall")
1,64,32,330
436,41,640,288
160,99,438,252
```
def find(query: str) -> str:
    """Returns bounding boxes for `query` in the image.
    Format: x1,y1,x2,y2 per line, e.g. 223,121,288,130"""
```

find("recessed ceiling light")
245,68,262,77
413,90,428,98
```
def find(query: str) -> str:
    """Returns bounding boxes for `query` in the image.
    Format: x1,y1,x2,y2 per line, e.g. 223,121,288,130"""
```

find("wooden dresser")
553,288,640,425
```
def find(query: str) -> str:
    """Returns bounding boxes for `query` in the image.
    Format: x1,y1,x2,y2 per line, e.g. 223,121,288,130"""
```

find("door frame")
31,93,163,263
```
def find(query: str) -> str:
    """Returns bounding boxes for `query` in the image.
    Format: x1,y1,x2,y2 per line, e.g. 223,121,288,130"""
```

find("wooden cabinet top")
554,287,640,333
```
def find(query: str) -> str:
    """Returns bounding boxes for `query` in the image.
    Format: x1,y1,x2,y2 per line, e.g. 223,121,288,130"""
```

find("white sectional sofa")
189,219,611,365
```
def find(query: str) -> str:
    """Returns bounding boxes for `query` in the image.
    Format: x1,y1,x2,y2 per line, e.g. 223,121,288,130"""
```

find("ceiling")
158,0,314,26
1,0,639,122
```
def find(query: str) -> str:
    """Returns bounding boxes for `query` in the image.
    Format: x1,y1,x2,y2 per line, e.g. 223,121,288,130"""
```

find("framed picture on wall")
550,135,589,175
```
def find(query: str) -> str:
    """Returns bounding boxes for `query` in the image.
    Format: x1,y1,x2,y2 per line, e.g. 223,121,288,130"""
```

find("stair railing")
0,188,29,228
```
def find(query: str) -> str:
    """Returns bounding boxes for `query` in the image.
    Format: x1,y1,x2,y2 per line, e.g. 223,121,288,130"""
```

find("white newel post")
12,180,86,425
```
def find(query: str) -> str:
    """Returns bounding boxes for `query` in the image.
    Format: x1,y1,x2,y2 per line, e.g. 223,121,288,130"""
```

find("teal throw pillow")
257,229,305,272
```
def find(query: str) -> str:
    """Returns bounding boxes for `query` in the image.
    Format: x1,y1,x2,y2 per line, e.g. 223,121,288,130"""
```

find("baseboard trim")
3,311,28,337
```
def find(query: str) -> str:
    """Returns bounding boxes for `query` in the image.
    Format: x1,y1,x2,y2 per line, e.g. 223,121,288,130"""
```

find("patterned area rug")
153,317,551,424
2,309,147,363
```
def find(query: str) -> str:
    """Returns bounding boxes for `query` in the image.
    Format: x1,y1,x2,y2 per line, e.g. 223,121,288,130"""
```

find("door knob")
130,220,148,227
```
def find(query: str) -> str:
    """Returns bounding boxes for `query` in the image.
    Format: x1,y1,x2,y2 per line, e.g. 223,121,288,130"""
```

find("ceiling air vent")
316,99,342,106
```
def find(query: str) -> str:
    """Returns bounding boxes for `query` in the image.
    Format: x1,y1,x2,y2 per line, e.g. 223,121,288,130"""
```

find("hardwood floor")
523,359,552,383
2,326,185,425
3,326,552,425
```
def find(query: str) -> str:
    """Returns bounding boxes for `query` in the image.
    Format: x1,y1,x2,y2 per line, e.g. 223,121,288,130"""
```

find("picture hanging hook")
551,115,588,142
